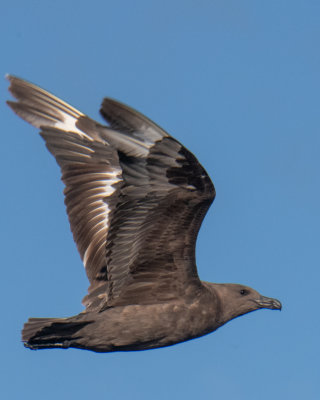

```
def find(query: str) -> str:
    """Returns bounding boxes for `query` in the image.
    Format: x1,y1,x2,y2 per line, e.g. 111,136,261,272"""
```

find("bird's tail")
22,317,92,350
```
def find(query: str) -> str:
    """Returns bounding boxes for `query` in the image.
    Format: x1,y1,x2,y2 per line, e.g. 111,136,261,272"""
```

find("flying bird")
7,76,281,352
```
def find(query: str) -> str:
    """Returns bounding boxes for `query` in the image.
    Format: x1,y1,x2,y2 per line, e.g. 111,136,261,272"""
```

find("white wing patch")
52,109,92,140
3,71,127,283
64,168,122,272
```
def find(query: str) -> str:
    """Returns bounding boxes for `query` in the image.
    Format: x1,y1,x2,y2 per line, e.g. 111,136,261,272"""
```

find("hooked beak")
255,296,282,310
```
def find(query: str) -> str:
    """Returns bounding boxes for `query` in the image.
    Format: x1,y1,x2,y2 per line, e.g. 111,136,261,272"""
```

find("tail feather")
22,317,92,350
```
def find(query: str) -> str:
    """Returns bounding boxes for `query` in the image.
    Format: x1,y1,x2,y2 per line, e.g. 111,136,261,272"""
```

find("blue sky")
1,1,319,399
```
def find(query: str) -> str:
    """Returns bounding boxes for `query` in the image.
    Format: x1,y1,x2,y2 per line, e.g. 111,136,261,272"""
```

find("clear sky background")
1,1,319,399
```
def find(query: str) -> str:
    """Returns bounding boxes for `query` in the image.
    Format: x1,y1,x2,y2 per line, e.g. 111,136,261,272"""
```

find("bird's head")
209,283,282,325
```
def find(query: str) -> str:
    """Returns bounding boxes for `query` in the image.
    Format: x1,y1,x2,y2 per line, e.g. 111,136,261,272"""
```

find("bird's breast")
82,291,220,351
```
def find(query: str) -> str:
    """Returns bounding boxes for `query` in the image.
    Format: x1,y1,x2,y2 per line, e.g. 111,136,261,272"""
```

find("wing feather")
7,76,216,312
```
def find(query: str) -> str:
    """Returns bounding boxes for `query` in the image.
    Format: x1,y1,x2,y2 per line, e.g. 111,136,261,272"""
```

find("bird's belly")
78,301,218,352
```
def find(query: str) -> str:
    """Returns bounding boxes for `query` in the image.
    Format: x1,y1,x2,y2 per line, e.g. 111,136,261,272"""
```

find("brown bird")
7,75,281,353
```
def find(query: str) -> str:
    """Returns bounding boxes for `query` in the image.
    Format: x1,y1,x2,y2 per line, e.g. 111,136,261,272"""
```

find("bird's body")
25,283,218,352
7,76,281,353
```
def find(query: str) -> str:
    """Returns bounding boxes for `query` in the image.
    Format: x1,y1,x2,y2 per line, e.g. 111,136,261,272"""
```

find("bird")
7,75,281,353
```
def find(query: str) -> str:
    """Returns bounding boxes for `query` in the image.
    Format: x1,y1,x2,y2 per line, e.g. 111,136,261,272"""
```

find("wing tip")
6,73,17,95
6,73,25,89
6,74,33,101
5,73,15,82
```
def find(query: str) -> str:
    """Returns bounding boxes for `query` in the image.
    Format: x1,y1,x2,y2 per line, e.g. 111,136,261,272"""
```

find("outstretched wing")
7,76,215,312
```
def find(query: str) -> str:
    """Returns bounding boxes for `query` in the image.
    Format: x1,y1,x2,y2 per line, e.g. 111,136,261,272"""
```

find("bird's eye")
240,289,248,296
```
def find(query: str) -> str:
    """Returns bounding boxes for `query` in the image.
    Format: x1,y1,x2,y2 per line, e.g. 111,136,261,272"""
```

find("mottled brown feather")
7,75,215,312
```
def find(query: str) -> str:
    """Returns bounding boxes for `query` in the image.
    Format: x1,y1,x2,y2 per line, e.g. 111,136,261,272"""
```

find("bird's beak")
256,296,282,310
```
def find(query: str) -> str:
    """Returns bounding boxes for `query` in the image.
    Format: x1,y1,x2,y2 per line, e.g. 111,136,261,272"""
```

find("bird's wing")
7,76,216,312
